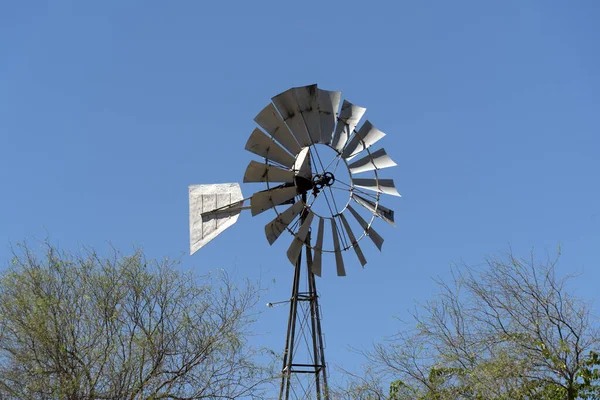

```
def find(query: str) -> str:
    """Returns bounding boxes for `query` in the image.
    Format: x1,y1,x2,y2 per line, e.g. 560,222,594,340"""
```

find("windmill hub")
294,175,314,194
311,172,335,195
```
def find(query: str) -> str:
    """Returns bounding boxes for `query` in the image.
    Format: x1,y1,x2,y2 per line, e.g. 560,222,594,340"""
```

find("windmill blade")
317,89,341,144
311,217,325,277
243,161,294,183
292,147,312,180
339,214,367,267
264,201,305,245
341,121,386,159
347,148,397,174
245,128,295,168
254,103,301,156
331,100,366,152
189,183,243,255
293,85,321,145
287,211,315,264
332,124,351,153
353,193,395,226
330,219,346,276
347,204,384,250
250,185,297,216
353,178,401,197
272,88,312,148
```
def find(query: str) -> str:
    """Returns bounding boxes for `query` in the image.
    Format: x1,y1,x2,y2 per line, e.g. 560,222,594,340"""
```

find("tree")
342,251,600,400
0,242,273,399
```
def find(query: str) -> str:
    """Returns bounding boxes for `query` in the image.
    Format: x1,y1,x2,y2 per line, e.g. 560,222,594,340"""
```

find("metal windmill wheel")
189,84,400,400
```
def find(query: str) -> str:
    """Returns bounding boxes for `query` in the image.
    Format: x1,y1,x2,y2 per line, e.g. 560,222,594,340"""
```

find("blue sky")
2,0,599,390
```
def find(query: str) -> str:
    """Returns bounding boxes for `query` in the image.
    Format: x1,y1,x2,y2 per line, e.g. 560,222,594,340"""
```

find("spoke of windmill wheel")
330,155,344,176
323,185,341,219
352,193,395,226
325,184,342,215
337,214,352,249
353,178,401,197
330,185,379,206
313,174,338,220
329,186,353,193
334,179,380,200
308,145,327,178
322,149,343,173
347,204,384,250
317,155,347,220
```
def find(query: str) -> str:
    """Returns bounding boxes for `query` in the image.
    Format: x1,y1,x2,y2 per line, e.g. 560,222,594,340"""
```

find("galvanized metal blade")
347,148,397,174
292,147,312,180
250,185,297,216
264,201,305,245
330,218,346,276
341,120,386,159
272,88,312,148
331,100,366,152
287,211,315,264
353,178,401,197
317,89,341,144
254,103,301,156
312,217,325,277
339,213,367,267
245,128,296,168
352,193,395,226
243,161,295,183
347,204,384,251
293,85,321,145
189,183,244,255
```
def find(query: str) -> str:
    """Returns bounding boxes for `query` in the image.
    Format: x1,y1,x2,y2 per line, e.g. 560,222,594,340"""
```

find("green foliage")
343,252,600,400
0,242,272,399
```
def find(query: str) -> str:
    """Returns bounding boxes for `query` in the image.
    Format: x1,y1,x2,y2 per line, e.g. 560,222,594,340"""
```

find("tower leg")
280,249,302,399
279,201,329,399
308,262,329,399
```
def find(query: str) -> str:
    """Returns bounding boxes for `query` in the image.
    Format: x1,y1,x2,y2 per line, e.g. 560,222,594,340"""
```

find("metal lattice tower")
279,195,329,399
188,84,400,400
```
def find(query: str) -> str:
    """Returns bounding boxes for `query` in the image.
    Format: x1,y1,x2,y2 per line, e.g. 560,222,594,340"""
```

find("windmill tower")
189,84,399,399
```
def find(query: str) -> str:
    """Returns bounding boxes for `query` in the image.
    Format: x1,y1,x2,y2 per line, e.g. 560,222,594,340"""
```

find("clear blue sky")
2,0,599,389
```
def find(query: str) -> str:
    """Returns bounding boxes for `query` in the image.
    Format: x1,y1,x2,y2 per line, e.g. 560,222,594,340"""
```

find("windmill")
189,84,399,399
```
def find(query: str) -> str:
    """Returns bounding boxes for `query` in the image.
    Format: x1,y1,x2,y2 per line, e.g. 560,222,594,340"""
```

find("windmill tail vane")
188,84,400,399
